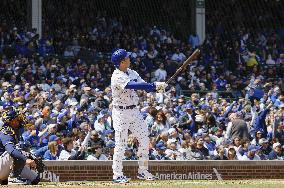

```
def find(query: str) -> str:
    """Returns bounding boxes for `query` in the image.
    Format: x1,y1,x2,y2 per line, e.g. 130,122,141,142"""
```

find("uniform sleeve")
132,69,145,83
112,73,131,90
0,134,27,162
125,81,155,92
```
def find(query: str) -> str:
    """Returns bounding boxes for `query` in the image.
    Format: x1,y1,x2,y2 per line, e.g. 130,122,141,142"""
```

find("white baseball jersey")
111,68,145,106
111,68,151,179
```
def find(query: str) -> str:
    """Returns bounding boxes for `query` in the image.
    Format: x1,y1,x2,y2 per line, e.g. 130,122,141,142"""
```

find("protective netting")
0,0,27,28
0,0,283,95
206,0,284,33
1,1,283,52
42,0,192,40
205,0,284,71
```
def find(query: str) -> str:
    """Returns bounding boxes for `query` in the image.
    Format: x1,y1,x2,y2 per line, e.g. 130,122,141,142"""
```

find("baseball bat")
166,48,200,84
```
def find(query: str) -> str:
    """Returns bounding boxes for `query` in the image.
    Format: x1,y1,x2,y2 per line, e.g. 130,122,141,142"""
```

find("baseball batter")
111,49,167,183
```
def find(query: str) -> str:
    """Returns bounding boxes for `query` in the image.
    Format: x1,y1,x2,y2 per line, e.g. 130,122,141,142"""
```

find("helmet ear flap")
113,61,120,68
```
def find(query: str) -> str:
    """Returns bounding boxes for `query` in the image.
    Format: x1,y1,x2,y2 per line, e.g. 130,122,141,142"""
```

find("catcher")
0,105,41,185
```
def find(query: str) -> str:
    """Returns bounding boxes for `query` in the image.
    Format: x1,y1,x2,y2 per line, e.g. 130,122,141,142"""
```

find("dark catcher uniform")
0,107,40,185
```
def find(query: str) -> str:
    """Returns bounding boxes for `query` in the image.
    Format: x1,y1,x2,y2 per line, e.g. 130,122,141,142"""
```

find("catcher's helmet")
111,49,131,68
2,107,30,128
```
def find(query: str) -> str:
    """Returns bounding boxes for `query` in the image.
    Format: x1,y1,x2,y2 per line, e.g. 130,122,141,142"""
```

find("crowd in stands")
0,0,284,161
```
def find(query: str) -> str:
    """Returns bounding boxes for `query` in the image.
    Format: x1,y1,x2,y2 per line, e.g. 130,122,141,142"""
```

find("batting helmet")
111,49,131,68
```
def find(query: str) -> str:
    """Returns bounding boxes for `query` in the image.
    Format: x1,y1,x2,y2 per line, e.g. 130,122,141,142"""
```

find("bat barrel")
165,48,200,85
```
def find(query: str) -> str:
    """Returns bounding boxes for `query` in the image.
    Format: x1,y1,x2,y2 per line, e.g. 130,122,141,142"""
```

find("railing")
180,90,240,100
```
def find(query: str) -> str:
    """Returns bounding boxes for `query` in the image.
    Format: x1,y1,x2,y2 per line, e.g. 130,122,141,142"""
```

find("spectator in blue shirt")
150,142,169,160
252,102,273,137
22,124,40,152
258,138,272,160
203,135,215,156
272,112,284,145
214,75,227,91
43,141,59,160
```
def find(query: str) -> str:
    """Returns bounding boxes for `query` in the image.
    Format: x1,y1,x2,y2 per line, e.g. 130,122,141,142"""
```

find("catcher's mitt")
17,142,45,173
33,156,45,173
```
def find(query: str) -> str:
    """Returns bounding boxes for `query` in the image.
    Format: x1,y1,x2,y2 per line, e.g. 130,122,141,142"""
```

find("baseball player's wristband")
125,81,155,92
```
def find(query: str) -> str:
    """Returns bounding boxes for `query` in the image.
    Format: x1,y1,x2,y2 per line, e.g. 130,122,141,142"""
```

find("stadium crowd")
1,1,284,161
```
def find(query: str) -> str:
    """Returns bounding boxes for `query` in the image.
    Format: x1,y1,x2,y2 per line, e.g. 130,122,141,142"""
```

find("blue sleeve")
43,150,51,160
71,113,76,122
270,94,277,103
125,81,155,92
67,114,76,130
253,117,260,130
0,134,27,162
237,102,243,112
223,102,235,118
57,110,69,122
253,89,264,100
259,109,269,121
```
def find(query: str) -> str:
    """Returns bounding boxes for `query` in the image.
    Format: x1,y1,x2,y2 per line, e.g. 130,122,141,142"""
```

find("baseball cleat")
137,171,156,181
112,176,130,183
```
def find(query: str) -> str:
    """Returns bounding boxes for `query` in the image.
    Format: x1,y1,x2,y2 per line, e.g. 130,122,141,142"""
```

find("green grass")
46,184,284,188
9,180,284,188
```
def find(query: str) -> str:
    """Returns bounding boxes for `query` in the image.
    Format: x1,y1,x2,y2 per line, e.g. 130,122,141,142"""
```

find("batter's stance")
111,49,167,183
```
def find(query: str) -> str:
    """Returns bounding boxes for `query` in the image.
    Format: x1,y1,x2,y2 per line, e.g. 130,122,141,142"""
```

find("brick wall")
43,160,284,182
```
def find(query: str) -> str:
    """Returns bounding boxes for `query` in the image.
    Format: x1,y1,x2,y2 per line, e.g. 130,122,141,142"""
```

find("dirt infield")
3,180,284,188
